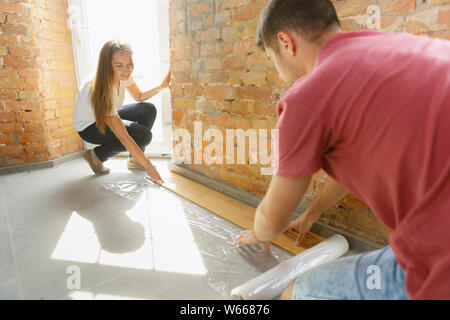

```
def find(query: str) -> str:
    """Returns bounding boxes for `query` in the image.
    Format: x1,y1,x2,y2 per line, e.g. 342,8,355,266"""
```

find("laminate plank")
152,161,325,255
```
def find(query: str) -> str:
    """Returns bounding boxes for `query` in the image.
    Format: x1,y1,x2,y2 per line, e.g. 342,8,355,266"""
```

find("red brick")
19,132,45,143
9,47,34,59
437,8,450,28
172,109,186,120
24,142,46,154
388,0,415,12
17,111,42,122
184,85,203,97
405,19,430,34
0,2,26,15
0,35,19,47
267,70,285,88
0,69,18,79
0,122,20,132
205,86,228,99
25,153,48,163
24,79,39,90
231,0,266,21
59,116,72,127
0,132,14,144
45,119,60,130
55,107,74,118
43,110,55,120
248,53,272,69
236,39,256,55
0,90,19,100
4,13,32,25
240,71,266,86
195,28,221,42
219,0,249,10
0,79,25,90
231,101,267,116
5,101,40,112
222,56,246,70
189,1,213,17
172,97,197,110
171,85,184,96
236,86,272,101
4,56,37,69
19,69,39,79
0,112,15,122
4,144,23,155
23,122,44,132
1,24,29,36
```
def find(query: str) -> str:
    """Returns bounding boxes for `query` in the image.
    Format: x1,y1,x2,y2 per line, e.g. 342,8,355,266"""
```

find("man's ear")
277,31,296,56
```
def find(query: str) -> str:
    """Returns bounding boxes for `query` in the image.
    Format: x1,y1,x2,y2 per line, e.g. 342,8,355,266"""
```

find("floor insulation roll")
231,234,349,300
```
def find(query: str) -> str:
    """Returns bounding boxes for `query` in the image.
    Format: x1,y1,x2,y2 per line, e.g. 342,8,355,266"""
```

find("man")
235,0,449,299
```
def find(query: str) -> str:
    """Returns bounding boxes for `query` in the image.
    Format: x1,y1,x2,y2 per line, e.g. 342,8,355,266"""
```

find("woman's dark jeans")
77,102,157,162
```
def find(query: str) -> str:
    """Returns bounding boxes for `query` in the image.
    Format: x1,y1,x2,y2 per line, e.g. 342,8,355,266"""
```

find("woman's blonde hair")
90,40,133,135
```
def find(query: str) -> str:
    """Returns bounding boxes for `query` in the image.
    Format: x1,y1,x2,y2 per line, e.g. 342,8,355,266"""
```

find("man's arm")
302,176,349,222
253,175,312,242
287,176,350,245
235,175,350,251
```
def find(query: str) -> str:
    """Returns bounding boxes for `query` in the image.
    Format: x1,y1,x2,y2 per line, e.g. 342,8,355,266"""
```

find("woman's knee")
128,125,152,147
137,102,156,118
138,129,152,146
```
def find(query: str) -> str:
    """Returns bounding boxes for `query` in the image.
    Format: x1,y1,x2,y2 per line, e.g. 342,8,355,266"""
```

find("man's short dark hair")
256,0,341,51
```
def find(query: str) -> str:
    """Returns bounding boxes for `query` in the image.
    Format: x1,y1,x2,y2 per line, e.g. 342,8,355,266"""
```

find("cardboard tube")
231,234,349,300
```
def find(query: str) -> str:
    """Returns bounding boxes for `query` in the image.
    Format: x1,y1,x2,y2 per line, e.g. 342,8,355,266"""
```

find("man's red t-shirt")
273,30,450,299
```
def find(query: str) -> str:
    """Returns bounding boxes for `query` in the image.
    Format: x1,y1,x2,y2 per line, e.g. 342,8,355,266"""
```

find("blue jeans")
292,245,409,300
77,102,157,162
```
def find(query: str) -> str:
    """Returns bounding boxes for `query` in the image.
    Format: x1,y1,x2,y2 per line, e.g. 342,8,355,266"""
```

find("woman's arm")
105,115,163,183
126,71,170,102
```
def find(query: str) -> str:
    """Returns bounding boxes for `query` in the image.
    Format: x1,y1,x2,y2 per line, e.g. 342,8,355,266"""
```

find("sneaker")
83,150,110,175
127,158,145,170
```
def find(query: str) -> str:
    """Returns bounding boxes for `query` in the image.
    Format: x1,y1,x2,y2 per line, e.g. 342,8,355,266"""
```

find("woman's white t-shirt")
73,76,135,132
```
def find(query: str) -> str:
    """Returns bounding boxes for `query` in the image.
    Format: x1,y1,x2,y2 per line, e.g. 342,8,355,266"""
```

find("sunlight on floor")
51,187,207,275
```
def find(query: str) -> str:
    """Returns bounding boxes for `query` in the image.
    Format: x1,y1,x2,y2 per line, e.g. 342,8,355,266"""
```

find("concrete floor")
0,156,298,300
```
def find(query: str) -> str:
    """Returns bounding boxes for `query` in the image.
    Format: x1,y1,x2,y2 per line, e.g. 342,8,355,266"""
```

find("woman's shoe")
83,150,110,175
127,158,145,170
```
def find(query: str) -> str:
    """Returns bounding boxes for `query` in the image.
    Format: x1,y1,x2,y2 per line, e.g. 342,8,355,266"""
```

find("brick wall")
169,0,450,244
0,0,83,167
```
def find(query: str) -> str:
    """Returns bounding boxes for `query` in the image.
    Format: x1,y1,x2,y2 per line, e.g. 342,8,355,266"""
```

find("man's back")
275,30,450,298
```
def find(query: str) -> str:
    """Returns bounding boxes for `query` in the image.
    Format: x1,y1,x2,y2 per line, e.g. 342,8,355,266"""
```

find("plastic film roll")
231,234,349,300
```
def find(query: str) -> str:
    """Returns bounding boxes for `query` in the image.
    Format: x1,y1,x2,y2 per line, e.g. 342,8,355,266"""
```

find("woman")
73,40,169,184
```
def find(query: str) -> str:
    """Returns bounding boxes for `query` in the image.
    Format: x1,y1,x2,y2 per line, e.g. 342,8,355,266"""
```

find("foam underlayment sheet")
103,177,293,299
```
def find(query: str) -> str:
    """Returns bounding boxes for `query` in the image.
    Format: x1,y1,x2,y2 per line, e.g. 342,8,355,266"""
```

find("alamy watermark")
366,265,382,290
66,265,81,290
172,122,280,176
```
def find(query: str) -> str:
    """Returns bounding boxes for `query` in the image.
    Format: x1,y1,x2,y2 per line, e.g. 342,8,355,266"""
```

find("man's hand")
287,211,316,246
234,229,271,254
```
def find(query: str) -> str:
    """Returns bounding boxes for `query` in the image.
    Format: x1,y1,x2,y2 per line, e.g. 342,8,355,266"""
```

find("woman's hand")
235,229,272,254
146,162,164,185
160,71,171,89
